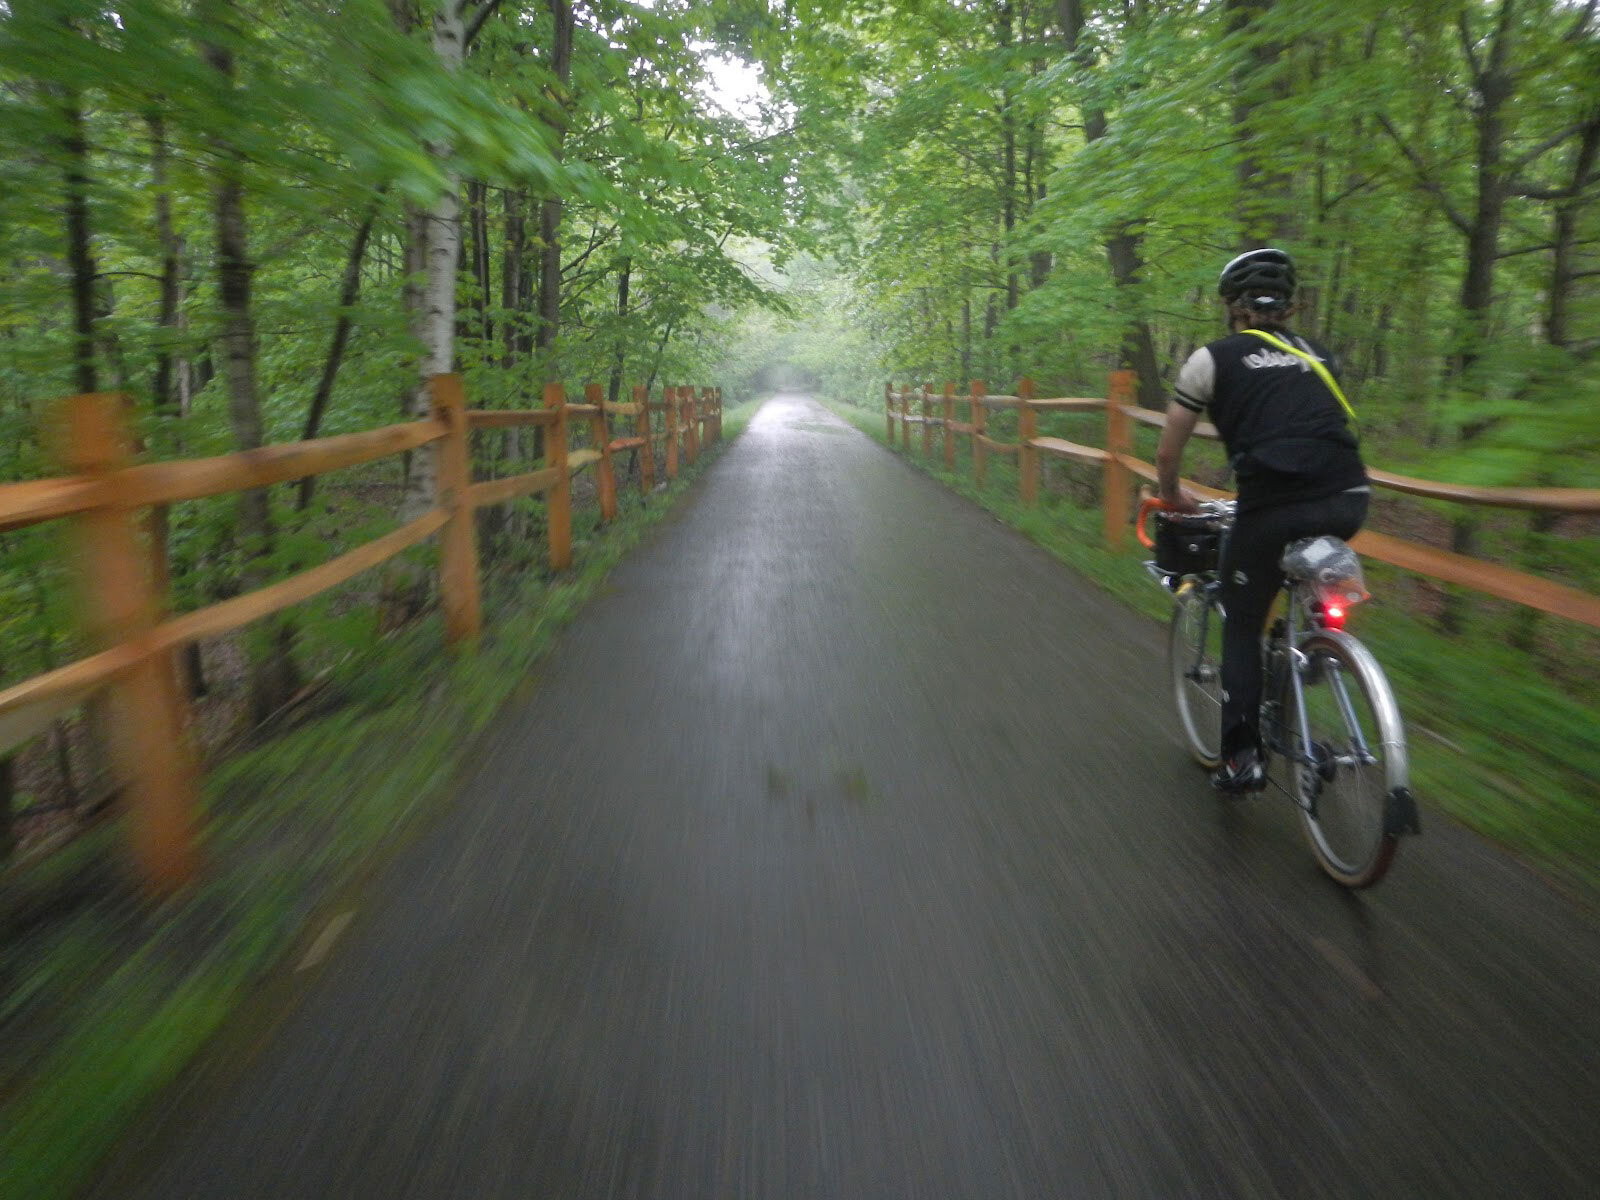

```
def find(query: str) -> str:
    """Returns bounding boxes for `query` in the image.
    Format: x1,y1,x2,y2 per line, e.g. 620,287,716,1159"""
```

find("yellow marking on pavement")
1311,936,1384,1002
296,911,355,973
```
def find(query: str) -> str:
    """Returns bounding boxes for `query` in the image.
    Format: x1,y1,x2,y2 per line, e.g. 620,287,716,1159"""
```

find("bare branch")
1509,121,1585,175
1376,113,1472,236
1323,177,1376,211
1487,0,1519,79
1456,11,1485,85
1565,0,1599,41
1514,178,1600,202
463,0,507,50
1496,242,1554,259
93,270,165,283
561,223,619,279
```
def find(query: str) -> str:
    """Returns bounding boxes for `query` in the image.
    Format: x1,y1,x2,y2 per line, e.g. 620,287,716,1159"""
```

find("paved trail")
108,396,1599,1198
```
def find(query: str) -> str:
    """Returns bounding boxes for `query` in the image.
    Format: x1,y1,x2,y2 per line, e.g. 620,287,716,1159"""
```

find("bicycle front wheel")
1288,631,1410,888
1169,583,1223,768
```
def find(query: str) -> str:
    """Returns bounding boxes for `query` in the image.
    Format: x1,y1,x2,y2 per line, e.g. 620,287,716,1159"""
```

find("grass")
827,399,1600,903
0,401,760,1200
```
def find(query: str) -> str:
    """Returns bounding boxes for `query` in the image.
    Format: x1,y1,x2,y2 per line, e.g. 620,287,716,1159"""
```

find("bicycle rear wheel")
1288,631,1410,887
1169,582,1223,768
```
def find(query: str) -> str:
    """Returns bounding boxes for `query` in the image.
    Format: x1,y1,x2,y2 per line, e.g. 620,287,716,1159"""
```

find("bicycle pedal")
1212,754,1267,794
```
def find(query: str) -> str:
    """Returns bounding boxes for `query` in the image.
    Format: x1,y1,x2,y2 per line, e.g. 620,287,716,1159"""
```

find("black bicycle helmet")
1218,247,1296,302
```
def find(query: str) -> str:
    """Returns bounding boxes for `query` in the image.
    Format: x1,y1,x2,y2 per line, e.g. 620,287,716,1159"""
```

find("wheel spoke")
1170,587,1224,768
1292,634,1406,887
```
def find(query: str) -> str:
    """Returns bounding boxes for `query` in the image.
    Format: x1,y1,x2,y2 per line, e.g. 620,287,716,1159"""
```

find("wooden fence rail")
884,371,1600,631
0,375,724,890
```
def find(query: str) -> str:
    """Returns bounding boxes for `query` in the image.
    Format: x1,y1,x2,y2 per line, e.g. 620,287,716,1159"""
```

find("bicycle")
1138,497,1420,888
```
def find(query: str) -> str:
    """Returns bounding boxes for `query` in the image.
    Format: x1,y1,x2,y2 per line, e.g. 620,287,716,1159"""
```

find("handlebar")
1136,497,1175,549
1136,495,1238,548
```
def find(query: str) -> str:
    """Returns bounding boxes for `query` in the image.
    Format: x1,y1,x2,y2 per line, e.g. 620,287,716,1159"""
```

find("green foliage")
761,0,1599,460
0,0,804,723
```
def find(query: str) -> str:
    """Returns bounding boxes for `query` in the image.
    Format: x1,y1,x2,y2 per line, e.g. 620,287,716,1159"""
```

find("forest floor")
0,402,759,1200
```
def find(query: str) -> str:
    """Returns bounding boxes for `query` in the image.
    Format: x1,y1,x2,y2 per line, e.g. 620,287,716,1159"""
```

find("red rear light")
1324,605,1346,630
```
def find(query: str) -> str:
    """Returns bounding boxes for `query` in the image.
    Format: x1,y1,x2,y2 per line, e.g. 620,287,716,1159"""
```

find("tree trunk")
149,111,184,417
402,202,429,374
534,0,575,364
460,180,491,351
607,257,631,409
1227,0,1297,247
1545,112,1600,349
1454,0,1520,379
1507,107,1599,645
397,0,466,542
420,13,464,385
1438,0,1518,635
54,77,120,799
298,200,381,509
998,0,1019,315
960,296,972,384
502,186,525,367
1457,114,1507,375
1026,120,1051,288
1106,226,1165,408
60,88,97,394
1370,301,1392,381
201,23,301,722
1059,0,1163,407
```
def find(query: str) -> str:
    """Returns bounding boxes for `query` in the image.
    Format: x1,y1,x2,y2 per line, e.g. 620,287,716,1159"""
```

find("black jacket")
1173,327,1367,512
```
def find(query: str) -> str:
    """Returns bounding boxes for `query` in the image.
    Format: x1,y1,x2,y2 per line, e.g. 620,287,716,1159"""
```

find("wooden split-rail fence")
886,371,1600,630
0,377,724,890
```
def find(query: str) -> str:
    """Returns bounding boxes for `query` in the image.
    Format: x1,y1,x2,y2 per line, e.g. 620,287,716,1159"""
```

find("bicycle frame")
1266,584,1386,815
1145,494,1418,884
1144,500,1386,795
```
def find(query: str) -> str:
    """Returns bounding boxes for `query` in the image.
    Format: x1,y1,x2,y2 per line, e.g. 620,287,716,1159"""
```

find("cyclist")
1155,247,1370,792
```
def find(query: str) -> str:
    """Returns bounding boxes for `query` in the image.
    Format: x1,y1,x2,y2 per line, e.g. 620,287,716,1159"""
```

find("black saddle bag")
1154,512,1223,577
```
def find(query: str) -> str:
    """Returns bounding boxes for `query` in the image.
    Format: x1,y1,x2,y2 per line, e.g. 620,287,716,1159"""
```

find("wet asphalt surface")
106,396,1599,1198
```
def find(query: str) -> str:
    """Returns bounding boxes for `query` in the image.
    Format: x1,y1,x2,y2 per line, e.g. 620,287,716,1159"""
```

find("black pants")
1219,490,1369,756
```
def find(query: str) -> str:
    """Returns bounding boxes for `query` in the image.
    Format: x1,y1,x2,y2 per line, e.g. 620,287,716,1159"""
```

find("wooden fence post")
546,381,572,569
885,381,894,441
665,385,679,480
971,380,987,487
587,382,618,521
943,382,956,469
1104,369,1135,548
1018,377,1038,506
900,385,911,451
636,384,655,493
715,387,723,441
921,383,933,456
65,393,198,893
430,374,482,645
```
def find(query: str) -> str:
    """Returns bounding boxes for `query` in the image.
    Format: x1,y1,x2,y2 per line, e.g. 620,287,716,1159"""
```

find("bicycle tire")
1288,630,1409,888
1169,583,1224,768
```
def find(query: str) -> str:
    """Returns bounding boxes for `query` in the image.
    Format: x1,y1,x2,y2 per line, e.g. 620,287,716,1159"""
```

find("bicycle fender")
1298,629,1410,790
1386,787,1422,837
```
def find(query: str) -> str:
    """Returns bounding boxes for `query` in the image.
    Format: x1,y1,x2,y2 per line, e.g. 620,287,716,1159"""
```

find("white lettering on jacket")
1242,349,1317,372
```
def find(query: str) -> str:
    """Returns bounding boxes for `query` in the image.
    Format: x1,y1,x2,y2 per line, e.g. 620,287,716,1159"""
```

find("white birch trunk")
400,0,466,523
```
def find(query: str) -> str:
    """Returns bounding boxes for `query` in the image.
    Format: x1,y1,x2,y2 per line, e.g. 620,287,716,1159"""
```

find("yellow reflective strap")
1242,329,1358,427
